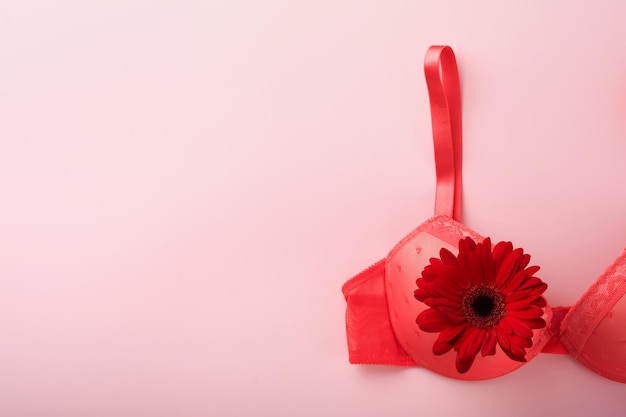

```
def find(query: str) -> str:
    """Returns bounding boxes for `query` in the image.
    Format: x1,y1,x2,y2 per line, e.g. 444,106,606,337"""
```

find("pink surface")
1,0,626,416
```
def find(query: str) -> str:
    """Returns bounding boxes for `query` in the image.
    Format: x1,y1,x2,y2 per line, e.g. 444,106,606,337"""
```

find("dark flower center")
472,295,494,317
461,285,506,329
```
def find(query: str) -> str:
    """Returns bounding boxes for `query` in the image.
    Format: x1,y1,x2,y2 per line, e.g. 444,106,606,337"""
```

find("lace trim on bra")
561,249,626,356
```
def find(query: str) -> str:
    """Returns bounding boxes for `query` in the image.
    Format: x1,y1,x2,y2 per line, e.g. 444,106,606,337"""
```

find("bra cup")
560,253,626,383
385,216,552,380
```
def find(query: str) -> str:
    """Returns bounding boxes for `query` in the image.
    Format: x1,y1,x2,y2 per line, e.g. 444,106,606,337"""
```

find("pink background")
2,0,626,415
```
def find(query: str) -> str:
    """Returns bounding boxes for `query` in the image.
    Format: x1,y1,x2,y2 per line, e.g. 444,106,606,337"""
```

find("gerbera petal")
501,316,533,338
480,238,496,285
532,296,547,308
519,253,531,270
429,280,464,303
501,266,542,296
419,269,465,301
495,325,511,351
481,328,497,357
504,291,527,304
429,296,463,309
439,264,471,290
439,248,458,266
495,327,528,362
458,237,481,284
423,262,469,293
506,297,541,311
509,333,533,348
437,306,466,324
510,344,527,359
433,339,454,355
422,259,448,281
455,327,484,374
494,248,523,287
497,317,514,335
506,282,547,303
506,305,544,320
436,323,467,344
527,282,548,299
523,265,540,277
416,308,450,332
492,241,513,268
517,276,545,291
501,345,527,363
439,255,471,289
459,236,477,252
500,270,528,295
507,293,547,310
422,262,446,282
414,288,431,303
416,277,428,287
459,247,471,263
466,248,484,285
520,317,546,329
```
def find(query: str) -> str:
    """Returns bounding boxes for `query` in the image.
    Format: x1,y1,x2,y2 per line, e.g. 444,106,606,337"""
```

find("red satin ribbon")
424,46,463,221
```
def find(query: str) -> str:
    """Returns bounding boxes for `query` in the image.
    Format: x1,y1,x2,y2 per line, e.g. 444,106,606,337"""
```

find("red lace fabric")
560,250,626,381
341,45,626,383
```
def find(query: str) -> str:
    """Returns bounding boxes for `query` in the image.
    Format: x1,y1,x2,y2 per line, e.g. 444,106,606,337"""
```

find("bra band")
425,46,462,221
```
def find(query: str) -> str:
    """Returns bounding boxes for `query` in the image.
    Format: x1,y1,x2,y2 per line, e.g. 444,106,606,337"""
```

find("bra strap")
424,46,463,221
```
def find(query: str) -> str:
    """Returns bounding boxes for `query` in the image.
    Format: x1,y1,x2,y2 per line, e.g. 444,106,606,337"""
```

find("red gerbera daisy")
414,236,547,374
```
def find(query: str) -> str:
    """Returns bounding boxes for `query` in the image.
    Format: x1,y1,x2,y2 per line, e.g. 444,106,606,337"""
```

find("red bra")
341,46,626,382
